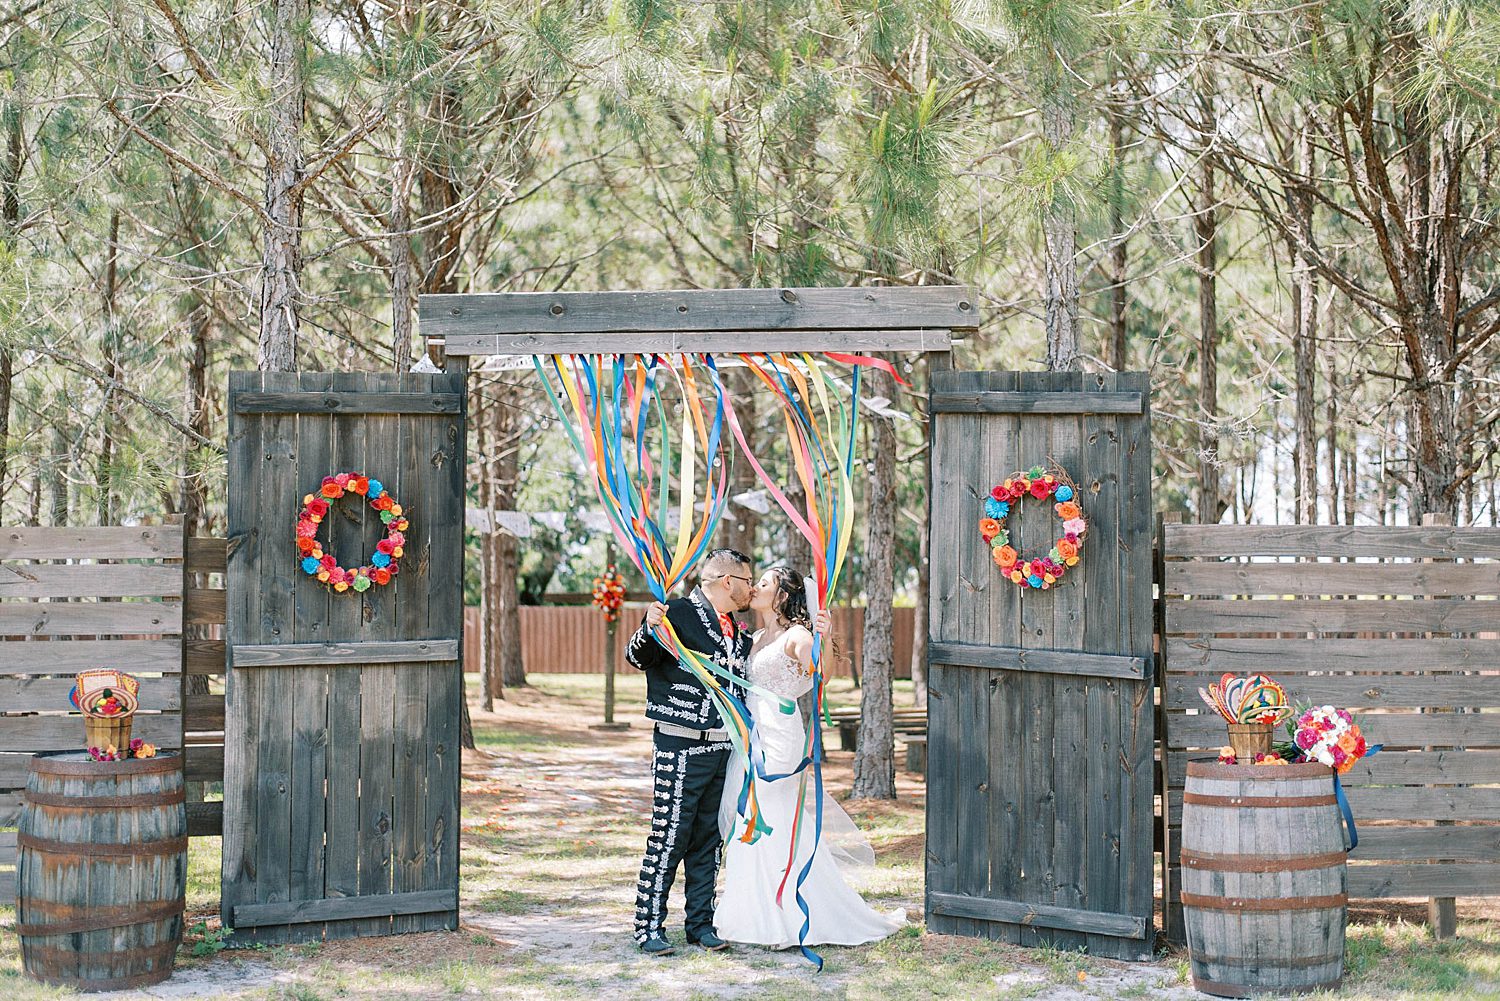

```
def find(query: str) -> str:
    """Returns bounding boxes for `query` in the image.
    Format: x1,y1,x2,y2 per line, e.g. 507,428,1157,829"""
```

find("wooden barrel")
17,750,186,992
1181,761,1347,998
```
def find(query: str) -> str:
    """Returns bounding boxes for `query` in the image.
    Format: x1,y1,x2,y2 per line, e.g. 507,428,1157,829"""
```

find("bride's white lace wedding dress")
715,635,906,947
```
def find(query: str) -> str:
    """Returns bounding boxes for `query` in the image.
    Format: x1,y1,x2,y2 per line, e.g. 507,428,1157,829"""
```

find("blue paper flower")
995,501,1010,518
371,552,392,568
984,497,1003,518
1027,574,1043,588
301,556,321,575
367,479,384,497
1055,484,1074,502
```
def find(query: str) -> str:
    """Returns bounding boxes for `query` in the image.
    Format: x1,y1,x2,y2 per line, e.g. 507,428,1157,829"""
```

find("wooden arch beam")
419,286,976,356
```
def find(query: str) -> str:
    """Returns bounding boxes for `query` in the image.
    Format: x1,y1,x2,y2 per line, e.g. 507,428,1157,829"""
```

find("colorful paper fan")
70,670,140,718
1199,672,1291,725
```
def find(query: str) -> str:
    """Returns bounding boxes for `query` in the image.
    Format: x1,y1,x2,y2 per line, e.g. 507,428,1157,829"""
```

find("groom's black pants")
634,728,731,943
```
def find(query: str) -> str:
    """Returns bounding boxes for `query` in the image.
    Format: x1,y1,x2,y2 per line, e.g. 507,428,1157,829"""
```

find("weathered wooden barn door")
222,371,465,944
925,370,1154,960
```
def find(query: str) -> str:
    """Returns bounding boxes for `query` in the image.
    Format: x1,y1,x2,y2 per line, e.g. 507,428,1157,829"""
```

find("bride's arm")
782,627,816,674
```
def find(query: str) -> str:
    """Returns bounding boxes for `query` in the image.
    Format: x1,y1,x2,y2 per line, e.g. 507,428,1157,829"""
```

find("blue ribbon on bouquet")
1333,744,1382,852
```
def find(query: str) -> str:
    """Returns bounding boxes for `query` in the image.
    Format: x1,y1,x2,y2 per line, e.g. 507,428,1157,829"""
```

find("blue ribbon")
1333,744,1382,851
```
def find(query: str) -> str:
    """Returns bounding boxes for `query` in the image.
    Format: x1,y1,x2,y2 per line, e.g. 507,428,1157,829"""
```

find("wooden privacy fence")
1160,519,1500,940
463,604,917,679
0,523,225,905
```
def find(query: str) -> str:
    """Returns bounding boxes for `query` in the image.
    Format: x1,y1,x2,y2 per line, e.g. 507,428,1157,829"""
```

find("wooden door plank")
1081,371,1126,956
230,639,458,667
420,375,465,930
928,891,1149,939
232,887,458,927
1013,371,1061,949
422,285,978,338
929,390,1143,414
287,373,336,941
929,641,1146,679
252,371,301,945
445,328,955,356
232,391,464,415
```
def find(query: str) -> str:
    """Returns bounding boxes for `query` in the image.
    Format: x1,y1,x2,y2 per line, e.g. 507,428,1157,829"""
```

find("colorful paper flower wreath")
296,472,408,593
980,464,1087,589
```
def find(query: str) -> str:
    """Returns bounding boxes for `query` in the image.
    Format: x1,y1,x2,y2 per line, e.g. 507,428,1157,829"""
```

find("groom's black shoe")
640,935,675,957
688,930,729,951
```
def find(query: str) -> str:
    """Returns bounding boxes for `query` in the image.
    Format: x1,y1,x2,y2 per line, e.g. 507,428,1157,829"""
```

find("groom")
626,548,755,956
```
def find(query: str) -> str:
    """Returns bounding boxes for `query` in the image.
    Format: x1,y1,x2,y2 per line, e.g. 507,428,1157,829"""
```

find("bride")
714,566,906,948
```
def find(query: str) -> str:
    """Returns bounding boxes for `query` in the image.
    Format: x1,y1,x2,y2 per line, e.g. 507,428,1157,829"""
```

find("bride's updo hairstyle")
769,566,813,629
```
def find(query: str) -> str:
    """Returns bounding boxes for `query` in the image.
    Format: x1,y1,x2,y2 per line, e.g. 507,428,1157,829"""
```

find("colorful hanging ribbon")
535,349,897,970
720,351,905,969
535,352,799,845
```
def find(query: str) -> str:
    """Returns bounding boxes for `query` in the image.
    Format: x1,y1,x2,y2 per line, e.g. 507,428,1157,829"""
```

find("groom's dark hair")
702,548,752,580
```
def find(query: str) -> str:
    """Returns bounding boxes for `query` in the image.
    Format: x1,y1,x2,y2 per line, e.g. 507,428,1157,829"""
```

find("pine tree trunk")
1325,362,1340,525
1042,87,1080,372
1293,130,1319,525
389,97,415,373
419,83,463,296
475,391,497,709
97,209,121,526
182,304,212,540
183,303,212,705
492,387,526,690
258,0,306,372
1194,164,1219,524
49,422,68,526
0,92,19,518
1107,79,1129,372
851,358,897,800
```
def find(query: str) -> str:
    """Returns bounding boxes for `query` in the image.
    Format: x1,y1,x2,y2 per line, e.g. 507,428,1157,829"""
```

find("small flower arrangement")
982,464,1087,589
296,472,408,592
1286,704,1372,774
89,738,157,761
1217,747,1289,766
591,564,626,622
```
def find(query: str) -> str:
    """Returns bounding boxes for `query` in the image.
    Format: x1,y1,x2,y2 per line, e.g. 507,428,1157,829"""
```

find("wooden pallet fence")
1159,521,1500,942
462,604,916,680
0,523,193,905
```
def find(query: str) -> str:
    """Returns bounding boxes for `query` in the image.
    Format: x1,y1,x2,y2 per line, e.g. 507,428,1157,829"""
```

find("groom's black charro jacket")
625,587,751,729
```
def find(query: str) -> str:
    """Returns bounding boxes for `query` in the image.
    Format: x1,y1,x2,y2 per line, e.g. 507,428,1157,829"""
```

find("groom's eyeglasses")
715,574,752,586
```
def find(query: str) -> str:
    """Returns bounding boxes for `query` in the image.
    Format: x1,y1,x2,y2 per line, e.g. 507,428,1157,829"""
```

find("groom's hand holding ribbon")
645,601,668,630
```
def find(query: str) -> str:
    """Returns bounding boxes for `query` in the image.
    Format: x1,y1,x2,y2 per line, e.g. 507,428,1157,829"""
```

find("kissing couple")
626,547,906,955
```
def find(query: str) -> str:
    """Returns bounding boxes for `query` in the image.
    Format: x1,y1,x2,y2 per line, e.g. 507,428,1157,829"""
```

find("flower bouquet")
1199,673,1293,760
1285,704,1373,774
591,564,626,623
